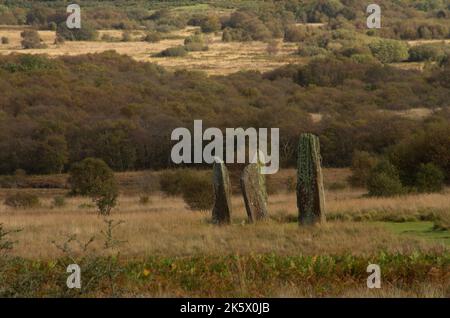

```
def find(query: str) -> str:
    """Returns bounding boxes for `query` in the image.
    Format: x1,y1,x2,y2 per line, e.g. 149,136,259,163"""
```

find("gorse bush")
143,32,161,43
20,30,46,49
415,163,445,193
159,169,213,211
180,172,213,211
52,195,66,208
4,192,40,209
367,160,404,197
349,151,378,187
369,39,409,63
155,45,187,57
69,158,118,215
56,23,98,41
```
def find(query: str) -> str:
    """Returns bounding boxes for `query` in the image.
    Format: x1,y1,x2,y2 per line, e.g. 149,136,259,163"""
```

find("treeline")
0,52,448,178
1,0,449,40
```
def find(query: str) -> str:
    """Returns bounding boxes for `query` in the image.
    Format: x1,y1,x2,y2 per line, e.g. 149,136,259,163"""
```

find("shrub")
367,161,404,197
183,34,209,52
52,195,66,207
200,15,221,33
415,163,445,193
4,192,40,208
68,158,118,215
408,44,448,62
159,169,213,211
139,195,150,205
121,31,132,42
20,30,46,49
297,45,328,57
349,151,378,187
369,39,409,63
1,37,9,44
155,45,187,57
56,22,98,41
159,170,188,196
143,32,161,43
180,173,213,211
328,182,347,191
367,173,404,197
185,42,208,52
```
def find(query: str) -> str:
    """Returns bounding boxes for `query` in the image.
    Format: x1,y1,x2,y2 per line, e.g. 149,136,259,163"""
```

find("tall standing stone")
212,161,232,224
297,133,326,225
240,163,268,222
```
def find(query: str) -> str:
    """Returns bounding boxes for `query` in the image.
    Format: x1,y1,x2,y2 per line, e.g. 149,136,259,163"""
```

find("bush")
200,15,221,33
159,169,213,211
185,42,208,52
155,45,187,57
367,172,404,197
180,173,213,211
408,44,448,62
369,39,409,63
4,192,40,208
1,37,9,44
143,32,161,43
349,151,378,187
367,161,404,197
415,163,445,193
56,22,98,41
68,158,118,215
297,45,328,57
52,195,66,207
20,30,46,49
159,170,189,196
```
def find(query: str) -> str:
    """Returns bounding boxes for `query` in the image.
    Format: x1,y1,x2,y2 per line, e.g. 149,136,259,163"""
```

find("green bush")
369,39,409,63
159,170,213,211
367,173,404,197
155,45,187,57
180,172,213,211
349,151,378,187
56,22,98,41
415,163,445,193
159,170,186,196
52,195,66,207
68,158,118,215
297,45,328,57
4,192,40,209
367,160,404,197
408,44,448,62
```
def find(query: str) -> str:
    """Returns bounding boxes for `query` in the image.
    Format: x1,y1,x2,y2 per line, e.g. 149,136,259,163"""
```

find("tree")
69,158,118,215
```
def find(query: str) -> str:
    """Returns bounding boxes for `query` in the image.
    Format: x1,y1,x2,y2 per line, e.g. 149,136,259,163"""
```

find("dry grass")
0,188,448,260
0,27,301,75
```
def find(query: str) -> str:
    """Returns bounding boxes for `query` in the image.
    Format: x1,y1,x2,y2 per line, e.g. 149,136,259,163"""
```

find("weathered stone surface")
297,133,326,225
240,163,268,222
212,161,232,224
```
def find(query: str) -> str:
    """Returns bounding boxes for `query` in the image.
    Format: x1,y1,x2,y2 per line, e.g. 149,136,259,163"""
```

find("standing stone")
297,133,326,225
240,163,268,222
212,161,232,224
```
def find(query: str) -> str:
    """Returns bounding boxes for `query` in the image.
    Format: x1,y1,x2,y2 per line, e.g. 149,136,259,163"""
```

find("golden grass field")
0,167,448,260
0,26,301,75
